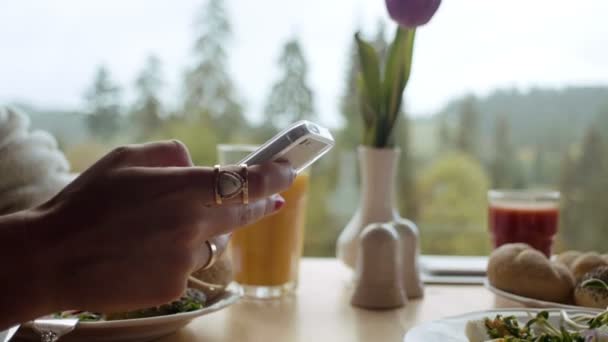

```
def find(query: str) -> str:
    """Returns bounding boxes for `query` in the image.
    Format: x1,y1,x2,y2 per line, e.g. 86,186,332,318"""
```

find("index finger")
121,161,296,205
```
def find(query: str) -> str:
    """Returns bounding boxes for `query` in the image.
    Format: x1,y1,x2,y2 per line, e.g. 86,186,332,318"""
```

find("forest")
12,0,608,256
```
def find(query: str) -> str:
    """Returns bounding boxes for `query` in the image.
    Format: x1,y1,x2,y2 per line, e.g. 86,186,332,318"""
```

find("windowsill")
307,255,489,285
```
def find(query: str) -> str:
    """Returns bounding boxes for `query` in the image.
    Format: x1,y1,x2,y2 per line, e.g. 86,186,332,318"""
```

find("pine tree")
262,38,316,133
437,114,451,153
560,127,608,250
559,151,576,241
491,116,515,188
532,146,546,184
328,34,363,224
84,66,122,140
132,55,164,140
578,128,604,174
337,37,361,150
183,0,244,141
456,96,480,158
596,105,608,142
371,21,389,63
395,112,418,219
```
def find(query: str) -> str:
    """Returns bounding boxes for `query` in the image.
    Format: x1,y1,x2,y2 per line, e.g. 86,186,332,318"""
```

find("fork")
1,325,20,342
32,318,78,342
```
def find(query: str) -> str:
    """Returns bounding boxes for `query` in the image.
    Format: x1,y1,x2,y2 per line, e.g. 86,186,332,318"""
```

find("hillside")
9,85,608,157
10,102,89,147
438,86,608,153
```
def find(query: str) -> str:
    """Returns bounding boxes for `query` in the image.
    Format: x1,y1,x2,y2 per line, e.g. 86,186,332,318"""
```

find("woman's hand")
30,140,294,314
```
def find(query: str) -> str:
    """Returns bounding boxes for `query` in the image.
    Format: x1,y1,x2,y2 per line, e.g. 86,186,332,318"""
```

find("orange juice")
230,173,309,286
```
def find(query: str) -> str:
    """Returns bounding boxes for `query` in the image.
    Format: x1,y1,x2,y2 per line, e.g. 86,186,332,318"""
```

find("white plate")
16,288,241,342
483,279,603,312
404,308,599,342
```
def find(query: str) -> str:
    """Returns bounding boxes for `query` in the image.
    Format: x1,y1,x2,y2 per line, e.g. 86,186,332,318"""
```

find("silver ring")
201,240,218,271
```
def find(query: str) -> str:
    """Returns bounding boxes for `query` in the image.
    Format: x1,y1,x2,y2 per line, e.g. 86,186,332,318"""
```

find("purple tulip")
385,0,441,28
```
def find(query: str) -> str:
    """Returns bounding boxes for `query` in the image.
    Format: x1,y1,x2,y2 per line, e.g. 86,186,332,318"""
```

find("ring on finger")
213,164,249,205
201,240,218,271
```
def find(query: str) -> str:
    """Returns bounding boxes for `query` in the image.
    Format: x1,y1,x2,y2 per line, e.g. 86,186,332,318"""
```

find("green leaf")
355,32,382,115
588,311,608,329
384,28,405,115
560,326,573,342
354,29,414,148
357,74,375,129
400,28,416,90
581,278,608,291
383,27,416,133
357,74,379,147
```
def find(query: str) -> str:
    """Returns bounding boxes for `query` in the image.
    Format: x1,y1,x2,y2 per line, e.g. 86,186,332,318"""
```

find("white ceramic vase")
337,146,424,298
336,146,403,269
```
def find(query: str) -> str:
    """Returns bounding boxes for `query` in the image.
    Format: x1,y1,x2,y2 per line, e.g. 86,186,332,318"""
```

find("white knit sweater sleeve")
0,107,73,214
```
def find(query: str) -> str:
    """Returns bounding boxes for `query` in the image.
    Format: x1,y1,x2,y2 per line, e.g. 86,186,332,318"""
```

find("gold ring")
201,240,218,271
213,165,222,205
213,164,248,205
240,163,249,205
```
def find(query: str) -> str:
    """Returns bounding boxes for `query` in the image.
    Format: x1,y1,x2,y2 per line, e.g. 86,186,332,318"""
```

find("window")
2,0,607,256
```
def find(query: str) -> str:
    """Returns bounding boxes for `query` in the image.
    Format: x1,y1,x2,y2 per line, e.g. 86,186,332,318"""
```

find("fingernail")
273,195,286,211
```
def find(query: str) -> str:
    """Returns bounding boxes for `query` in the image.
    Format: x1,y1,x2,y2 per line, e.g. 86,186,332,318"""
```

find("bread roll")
574,266,608,308
487,243,575,303
571,252,608,281
555,250,582,269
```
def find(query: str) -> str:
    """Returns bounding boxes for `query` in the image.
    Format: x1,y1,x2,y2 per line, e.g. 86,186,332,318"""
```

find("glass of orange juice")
217,144,310,299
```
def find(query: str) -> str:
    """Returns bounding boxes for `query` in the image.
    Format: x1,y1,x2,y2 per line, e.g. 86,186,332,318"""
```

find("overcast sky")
2,0,608,127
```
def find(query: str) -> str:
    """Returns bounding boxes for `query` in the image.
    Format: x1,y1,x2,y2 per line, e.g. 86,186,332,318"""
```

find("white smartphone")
238,120,335,173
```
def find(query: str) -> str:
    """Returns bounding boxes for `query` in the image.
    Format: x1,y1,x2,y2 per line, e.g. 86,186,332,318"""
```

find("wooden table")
158,258,521,342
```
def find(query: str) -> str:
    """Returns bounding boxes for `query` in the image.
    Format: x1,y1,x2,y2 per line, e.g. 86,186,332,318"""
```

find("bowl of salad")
404,308,608,342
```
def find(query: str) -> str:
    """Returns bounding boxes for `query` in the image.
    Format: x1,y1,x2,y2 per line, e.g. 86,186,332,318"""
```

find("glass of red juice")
488,190,560,257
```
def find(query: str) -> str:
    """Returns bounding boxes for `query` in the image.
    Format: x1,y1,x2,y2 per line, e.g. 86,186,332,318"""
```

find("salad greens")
581,278,608,293
53,311,102,322
476,310,608,342
105,291,205,320
588,311,608,330
54,288,206,322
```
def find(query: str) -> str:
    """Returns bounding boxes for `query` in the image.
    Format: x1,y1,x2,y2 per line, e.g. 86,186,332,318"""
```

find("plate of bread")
485,243,608,311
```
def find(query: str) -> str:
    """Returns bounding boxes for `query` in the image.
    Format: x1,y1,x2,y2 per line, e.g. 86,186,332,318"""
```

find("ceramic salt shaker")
393,219,424,299
351,222,407,309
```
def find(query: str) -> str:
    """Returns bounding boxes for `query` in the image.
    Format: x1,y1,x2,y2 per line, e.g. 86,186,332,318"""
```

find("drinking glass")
217,144,310,299
488,190,560,257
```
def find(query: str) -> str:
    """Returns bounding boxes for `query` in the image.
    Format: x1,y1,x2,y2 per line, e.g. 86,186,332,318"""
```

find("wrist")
0,208,59,324
27,206,71,313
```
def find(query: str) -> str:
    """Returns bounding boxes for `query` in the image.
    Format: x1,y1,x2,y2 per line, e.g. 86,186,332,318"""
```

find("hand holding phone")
238,120,335,173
